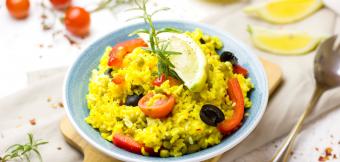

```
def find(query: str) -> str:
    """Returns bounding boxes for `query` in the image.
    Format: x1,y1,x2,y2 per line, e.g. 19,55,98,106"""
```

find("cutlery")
271,35,340,162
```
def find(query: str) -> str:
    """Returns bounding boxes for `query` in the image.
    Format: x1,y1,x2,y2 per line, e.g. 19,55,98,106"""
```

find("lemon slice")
244,0,323,24
248,25,324,55
139,33,207,92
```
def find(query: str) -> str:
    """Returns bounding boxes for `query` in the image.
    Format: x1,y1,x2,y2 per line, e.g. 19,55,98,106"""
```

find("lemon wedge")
244,0,323,24
248,25,324,55
139,33,207,92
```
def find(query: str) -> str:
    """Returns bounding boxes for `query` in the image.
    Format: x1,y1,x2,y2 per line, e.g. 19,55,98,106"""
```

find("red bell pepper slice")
113,133,154,155
233,64,248,77
108,38,147,67
217,78,245,134
152,74,181,87
112,75,124,84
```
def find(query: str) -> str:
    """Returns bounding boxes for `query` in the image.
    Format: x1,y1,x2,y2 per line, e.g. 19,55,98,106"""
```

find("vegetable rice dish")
85,28,254,157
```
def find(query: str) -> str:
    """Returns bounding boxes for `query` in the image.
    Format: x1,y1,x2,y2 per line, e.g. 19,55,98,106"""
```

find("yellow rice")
85,29,254,157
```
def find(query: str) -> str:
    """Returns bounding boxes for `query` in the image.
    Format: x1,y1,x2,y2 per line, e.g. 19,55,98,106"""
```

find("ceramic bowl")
64,20,268,162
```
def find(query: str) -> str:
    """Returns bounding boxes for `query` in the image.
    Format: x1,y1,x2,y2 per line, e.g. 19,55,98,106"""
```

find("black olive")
104,68,113,78
199,38,206,44
125,94,143,106
220,51,238,65
200,104,225,126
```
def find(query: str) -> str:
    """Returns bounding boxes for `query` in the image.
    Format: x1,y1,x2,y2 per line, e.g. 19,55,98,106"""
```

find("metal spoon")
271,35,340,162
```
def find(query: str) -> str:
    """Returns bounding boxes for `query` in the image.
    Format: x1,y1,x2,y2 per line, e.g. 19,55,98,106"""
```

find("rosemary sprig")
128,0,182,79
0,133,48,162
91,0,133,13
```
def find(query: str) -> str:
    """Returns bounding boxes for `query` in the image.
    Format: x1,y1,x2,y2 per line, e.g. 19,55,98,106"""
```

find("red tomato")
108,38,147,67
217,78,245,134
50,0,71,10
6,0,30,19
113,133,153,154
112,75,124,84
138,93,175,118
65,6,90,37
152,74,166,86
233,65,248,77
152,74,181,87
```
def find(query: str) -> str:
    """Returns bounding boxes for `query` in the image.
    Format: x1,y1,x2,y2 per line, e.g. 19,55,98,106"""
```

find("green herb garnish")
0,133,48,162
91,0,133,13
128,0,182,79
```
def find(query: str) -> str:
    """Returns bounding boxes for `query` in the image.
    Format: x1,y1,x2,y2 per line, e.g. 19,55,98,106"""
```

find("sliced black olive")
125,94,143,106
199,38,206,44
200,104,225,126
104,68,113,78
220,51,238,65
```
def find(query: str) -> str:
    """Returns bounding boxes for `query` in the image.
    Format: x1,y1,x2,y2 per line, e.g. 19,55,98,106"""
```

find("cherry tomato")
233,65,248,77
65,6,90,37
152,74,166,86
113,133,153,155
50,0,71,10
112,75,124,84
152,74,181,87
217,78,244,134
6,0,30,19
138,93,175,118
108,38,147,67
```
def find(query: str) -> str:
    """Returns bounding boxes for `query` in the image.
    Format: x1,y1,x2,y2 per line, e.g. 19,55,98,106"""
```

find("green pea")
160,149,169,158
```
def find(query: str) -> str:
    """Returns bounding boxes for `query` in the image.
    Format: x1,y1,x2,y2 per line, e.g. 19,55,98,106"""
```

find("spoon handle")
270,85,326,162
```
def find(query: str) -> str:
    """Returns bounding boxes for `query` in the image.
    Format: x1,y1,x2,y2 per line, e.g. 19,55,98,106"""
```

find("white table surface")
0,0,339,161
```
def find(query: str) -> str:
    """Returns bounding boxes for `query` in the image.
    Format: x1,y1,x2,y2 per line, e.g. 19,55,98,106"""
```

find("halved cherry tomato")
233,65,248,77
217,78,244,134
112,75,124,84
113,133,153,154
6,0,30,19
50,0,71,10
108,38,147,67
65,6,90,37
138,93,175,118
152,74,181,87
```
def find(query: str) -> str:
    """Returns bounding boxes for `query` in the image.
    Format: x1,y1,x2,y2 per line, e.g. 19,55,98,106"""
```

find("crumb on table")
29,118,36,125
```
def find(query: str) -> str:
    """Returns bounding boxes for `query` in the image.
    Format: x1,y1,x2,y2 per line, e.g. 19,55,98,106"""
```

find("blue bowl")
64,21,268,162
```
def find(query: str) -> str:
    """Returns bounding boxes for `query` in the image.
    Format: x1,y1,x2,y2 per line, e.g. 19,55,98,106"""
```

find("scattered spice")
50,104,58,109
47,96,52,102
39,2,57,31
29,118,36,125
315,147,320,151
318,147,336,162
319,156,328,162
290,151,294,156
325,147,332,156
63,34,78,46
58,102,64,108
57,147,62,150
38,44,44,48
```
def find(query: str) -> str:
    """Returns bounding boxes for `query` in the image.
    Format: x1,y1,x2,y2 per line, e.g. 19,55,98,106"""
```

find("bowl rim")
63,20,269,162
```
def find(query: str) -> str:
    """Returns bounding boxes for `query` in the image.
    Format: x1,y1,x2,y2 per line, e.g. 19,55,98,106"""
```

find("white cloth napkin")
0,2,340,162
323,0,340,15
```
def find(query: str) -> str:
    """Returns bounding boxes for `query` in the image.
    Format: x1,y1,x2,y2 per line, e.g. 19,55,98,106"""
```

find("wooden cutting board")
60,58,282,162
